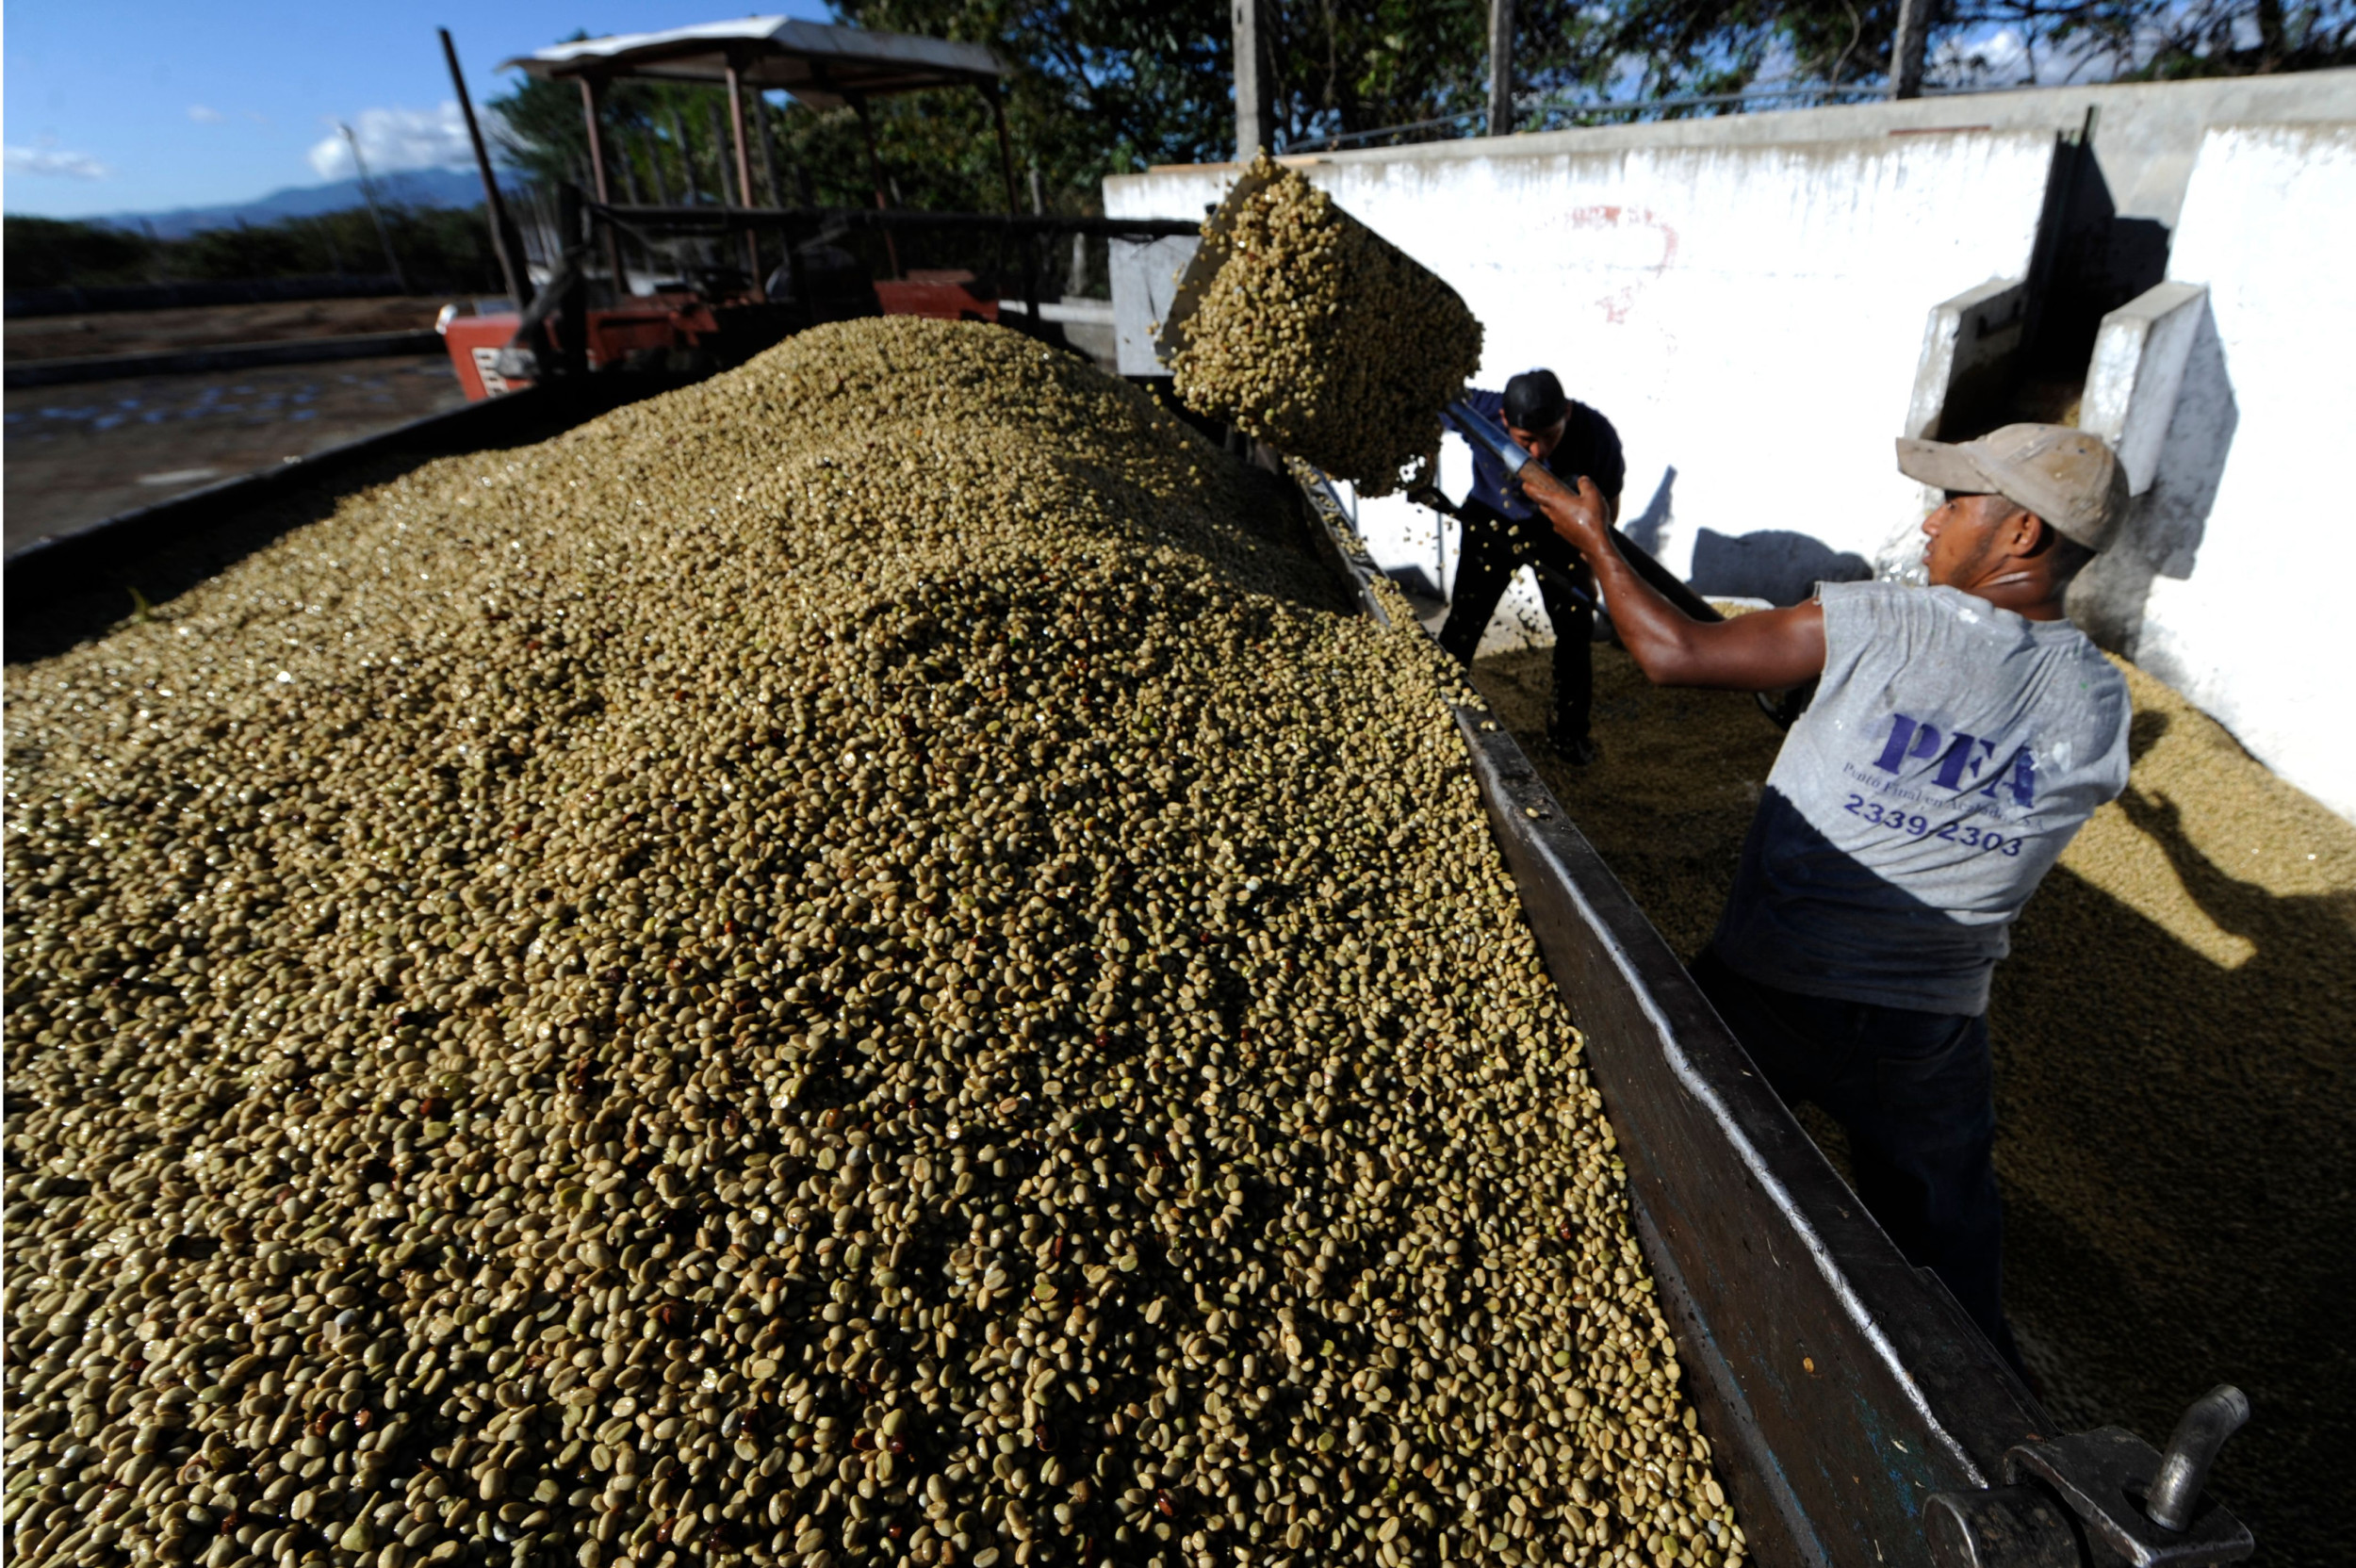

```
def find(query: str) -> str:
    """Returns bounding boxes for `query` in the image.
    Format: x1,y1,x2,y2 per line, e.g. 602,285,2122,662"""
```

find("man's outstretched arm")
1520,467,1827,693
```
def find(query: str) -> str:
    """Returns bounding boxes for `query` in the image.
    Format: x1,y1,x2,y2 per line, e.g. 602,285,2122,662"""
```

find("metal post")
982,83,1033,328
1232,0,1275,159
752,90,781,205
339,124,410,294
1023,157,1048,335
440,28,529,307
758,97,806,322
781,206,809,328
665,104,702,203
725,57,766,301
985,84,1021,214
850,93,900,278
753,93,803,320
556,183,590,380
645,123,674,205
1487,0,1516,137
1890,0,1932,98
577,75,632,298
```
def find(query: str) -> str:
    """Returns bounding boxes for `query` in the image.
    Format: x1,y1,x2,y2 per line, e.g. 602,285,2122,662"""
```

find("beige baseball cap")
1895,423,2128,552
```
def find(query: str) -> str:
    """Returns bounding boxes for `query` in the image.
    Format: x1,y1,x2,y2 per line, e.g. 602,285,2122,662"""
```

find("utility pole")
1233,0,1275,160
1487,0,1516,137
1889,0,1933,99
340,123,411,293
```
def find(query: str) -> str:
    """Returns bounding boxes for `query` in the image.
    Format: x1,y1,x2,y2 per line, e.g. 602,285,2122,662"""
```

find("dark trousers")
1690,947,2025,1375
1436,500,1596,742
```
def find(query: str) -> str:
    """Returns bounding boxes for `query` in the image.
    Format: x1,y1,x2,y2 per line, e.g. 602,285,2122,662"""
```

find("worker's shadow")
1621,466,1677,556
1620,463,1872,606
1687,529,1870,608
1989,713,2354,1549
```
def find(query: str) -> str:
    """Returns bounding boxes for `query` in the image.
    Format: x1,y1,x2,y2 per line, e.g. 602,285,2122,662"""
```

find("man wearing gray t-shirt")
1515,423,2133,1375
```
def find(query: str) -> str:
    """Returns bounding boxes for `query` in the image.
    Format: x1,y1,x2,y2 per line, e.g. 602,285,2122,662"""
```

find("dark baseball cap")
1503,370,1568,432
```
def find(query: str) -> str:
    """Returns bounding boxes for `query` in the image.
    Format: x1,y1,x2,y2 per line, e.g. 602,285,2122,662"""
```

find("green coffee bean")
2,316,1735,1568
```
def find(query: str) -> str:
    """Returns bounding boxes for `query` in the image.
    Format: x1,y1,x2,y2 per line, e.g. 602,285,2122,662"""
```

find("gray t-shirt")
1710,580,2130,1015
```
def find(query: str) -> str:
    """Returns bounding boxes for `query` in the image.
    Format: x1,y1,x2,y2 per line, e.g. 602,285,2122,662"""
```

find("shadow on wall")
1623,466,1676,555
2040,136,2174,377
1690,529,1872,607
2069,297,2238,654
1622,465,1869,607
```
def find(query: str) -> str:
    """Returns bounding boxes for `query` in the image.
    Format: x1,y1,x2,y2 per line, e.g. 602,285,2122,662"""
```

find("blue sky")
4,0,833,220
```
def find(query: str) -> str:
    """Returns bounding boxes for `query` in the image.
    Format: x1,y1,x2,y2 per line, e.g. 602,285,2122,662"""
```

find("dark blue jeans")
1691,947,2024,1375
1436,499,1596,742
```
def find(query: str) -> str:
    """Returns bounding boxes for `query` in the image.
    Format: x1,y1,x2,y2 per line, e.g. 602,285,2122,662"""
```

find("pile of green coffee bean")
1170,155,1483,497
4,317,1737,1568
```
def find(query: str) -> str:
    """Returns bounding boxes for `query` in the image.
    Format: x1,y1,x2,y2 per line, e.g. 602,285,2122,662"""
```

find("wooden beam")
724,57,766,300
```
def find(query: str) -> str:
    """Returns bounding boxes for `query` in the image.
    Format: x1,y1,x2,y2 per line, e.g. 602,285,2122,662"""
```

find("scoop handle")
1444,400,1530,479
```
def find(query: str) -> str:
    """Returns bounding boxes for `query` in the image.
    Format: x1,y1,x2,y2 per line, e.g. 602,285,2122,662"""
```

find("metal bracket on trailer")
1284,461,2253,1568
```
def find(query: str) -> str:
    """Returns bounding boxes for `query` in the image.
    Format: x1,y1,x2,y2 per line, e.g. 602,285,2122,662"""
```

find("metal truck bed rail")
3,380,663,666
1285,464,2252,1568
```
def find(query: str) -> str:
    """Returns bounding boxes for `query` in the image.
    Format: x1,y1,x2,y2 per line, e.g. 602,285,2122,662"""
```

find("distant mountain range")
96,167,516,240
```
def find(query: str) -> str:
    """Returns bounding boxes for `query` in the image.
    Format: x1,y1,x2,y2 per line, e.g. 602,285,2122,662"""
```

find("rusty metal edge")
1,384,642,665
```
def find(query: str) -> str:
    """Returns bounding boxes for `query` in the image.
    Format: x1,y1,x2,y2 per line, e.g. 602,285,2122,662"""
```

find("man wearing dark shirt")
1433,370,1628,762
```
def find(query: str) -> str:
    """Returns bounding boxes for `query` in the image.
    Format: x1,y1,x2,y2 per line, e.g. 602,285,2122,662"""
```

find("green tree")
482,0,2356,245
835,0,1235,195
4,217,155,290
1959,0,2353,81
2,206,504,293
1515,0,2351,116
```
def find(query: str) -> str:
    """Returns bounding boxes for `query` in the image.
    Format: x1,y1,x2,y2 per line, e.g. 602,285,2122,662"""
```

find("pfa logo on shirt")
1872,712,2036,808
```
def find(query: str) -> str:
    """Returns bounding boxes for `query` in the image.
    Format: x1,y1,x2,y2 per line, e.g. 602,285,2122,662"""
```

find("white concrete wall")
2119,123,2356,823
1108,132,2060,625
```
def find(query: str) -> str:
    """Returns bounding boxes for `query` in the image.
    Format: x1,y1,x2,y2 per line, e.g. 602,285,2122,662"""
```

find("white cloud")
5,141,110,179
188,104,227,124
307,103,472,182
